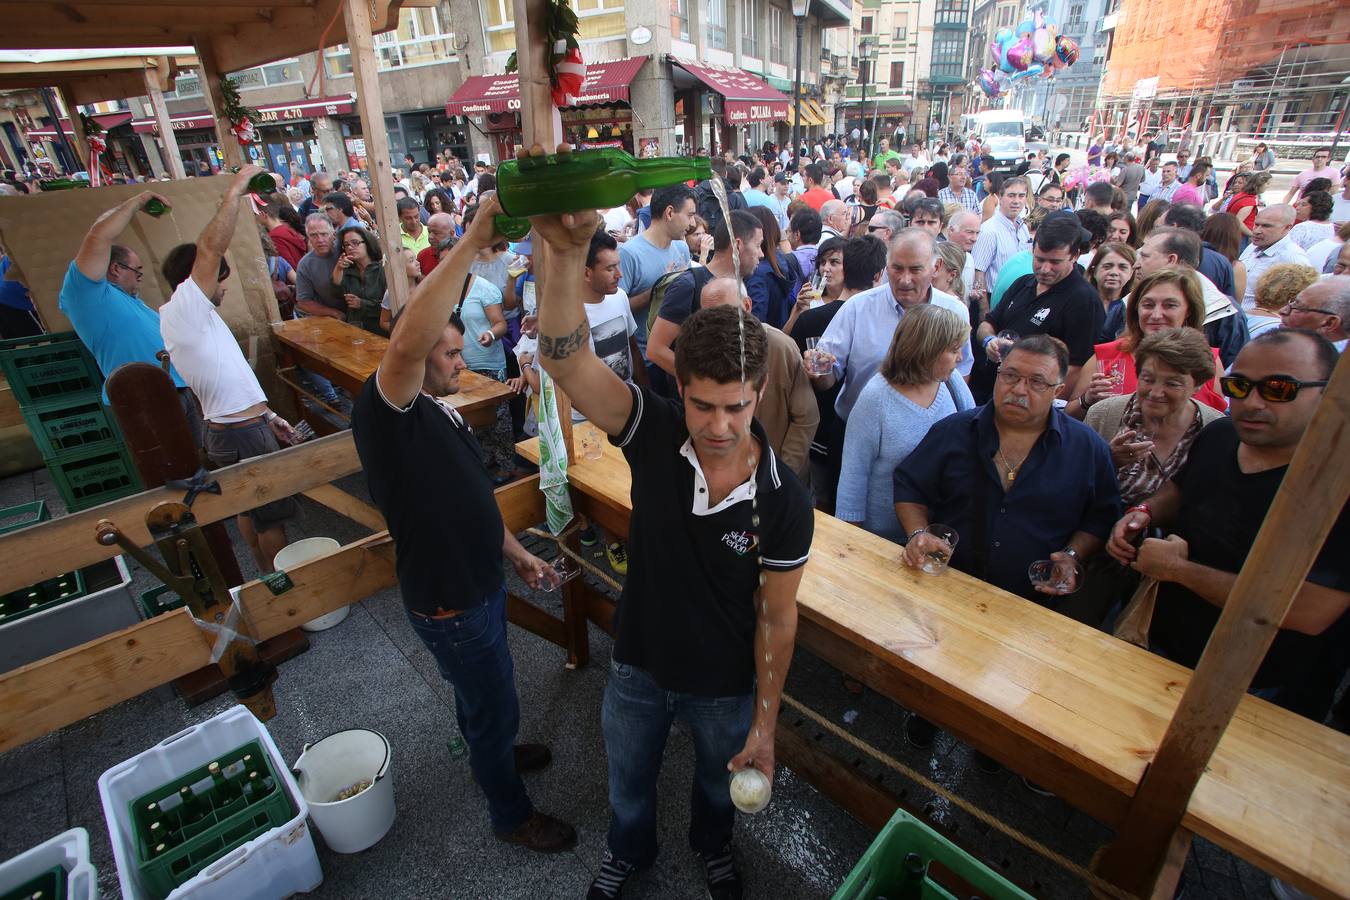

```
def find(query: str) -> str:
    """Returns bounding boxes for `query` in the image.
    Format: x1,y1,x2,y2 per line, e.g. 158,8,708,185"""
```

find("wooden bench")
517,424,1350,899
271,317,512,429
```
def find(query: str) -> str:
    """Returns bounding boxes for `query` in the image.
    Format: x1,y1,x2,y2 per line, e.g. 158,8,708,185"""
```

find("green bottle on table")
491,149,712,240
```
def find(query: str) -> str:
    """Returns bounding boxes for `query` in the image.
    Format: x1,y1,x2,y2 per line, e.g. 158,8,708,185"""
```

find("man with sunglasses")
159,166,301,571
61,187,204,445
1108,329,1349,711
1279,276,1350,351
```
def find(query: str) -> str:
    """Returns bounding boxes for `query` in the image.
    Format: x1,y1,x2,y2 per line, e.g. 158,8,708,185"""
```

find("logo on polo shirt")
721,530,758,556
1031,307,1051,326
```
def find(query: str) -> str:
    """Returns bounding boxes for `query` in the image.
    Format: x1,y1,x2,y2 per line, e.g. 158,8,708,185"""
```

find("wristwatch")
1061,547,1079,561
908,528,926,542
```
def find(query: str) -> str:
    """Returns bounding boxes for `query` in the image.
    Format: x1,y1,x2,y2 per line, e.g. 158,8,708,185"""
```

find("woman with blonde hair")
1068,266,1226,417
933,242,967,301
836,305,974,542
1247,262,1319,338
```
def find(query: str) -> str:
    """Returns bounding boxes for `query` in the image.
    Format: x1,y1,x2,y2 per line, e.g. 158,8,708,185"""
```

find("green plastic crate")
832,809,1036,900
128,739,295,900
137,585,188,620
22,399,120,459
47,444,142,512
0,863,66,900
0,500,48,535
0,570,86,625
0,332,100,408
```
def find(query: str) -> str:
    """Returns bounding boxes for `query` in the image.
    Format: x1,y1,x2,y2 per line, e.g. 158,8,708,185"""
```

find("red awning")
130,96,355,134
445,56,648,117
669,57,790,124
26,111,133,139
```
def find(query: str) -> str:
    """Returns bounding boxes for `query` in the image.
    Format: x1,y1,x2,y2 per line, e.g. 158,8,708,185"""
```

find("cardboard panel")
0,178,288,409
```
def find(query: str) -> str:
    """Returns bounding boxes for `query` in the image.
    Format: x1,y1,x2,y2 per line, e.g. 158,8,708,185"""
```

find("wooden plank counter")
271,317,512,429
518,425,1350,898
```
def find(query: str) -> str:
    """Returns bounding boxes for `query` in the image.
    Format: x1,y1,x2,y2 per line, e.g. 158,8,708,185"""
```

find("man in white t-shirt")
159,166,301,570
581,230,645,413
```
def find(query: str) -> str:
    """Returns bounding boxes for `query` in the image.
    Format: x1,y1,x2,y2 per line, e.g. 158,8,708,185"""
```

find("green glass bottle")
209,760,242,805
492,149,712,239
229,167,280,195
898,852,926,899
143,197,170,217
36,178,89,192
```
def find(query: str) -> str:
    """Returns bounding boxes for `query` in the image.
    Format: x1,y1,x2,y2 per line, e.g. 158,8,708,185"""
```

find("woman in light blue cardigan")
836,304,975,542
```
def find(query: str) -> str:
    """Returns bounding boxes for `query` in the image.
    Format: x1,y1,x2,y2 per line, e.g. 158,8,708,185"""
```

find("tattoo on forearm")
539,321,590,360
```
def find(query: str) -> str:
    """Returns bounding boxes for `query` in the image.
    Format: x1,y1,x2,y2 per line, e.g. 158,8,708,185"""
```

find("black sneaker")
494,810,576,853
903,714,937,750
514,743,552,773
587,852,637,899
700,844,742,900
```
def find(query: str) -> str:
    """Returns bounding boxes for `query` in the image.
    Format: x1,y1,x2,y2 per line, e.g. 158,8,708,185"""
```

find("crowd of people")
14,129,1350,900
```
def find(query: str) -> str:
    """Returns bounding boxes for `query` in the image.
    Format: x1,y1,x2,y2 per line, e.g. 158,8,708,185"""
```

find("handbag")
1113,576,1158,649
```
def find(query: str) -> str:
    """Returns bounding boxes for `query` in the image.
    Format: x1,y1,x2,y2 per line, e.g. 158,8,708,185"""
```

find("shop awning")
129,96,355,134
669,56,790,124
782,99,827,128
26,111,133,139
851,100,913,116
445,56,648,116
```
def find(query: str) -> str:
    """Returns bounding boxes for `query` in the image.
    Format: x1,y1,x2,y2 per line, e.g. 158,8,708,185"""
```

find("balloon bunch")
977,9,1081,98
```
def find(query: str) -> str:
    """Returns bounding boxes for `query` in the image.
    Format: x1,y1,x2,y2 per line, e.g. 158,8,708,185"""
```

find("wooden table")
271,317,512,429
517,427,1350,899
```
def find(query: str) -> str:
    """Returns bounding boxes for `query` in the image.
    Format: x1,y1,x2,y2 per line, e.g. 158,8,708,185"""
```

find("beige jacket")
757,324,819,482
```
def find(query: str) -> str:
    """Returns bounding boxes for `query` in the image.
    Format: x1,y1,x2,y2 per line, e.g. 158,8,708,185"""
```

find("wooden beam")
194,38,244,171
1095,350,1350,897
143,63,185,179
300,483,386,532
342,0,409,313
54,84,91,176
0,431,361,596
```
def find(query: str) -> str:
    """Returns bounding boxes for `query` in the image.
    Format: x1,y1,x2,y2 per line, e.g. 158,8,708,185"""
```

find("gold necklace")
995,448,1026,483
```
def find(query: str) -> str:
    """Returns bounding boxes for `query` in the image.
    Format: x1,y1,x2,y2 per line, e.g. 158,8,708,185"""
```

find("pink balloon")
1006,35,1035,72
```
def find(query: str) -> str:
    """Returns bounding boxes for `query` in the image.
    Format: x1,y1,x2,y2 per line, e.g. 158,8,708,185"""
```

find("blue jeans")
405,587,532,833
602,658,753,866
300,367,340,403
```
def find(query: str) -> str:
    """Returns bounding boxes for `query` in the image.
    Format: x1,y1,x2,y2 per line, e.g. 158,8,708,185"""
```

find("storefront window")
231,59,303,90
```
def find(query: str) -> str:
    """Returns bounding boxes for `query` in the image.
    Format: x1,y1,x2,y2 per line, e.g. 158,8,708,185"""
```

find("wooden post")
1095,351,1350,897
195,40,245,172
55,85,92,178
144,60,186,180
513,0,575,461
342,0,410,314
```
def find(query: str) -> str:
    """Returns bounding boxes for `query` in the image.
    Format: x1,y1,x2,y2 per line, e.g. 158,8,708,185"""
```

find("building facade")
1096,0,1350,159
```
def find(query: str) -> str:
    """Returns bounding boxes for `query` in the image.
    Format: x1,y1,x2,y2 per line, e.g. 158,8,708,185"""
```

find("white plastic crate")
98,705,323,900
0,555,136,674
0,826,98,899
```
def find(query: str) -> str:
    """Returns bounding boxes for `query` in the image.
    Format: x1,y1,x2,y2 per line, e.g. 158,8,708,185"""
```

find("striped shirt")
970,209,1031,288
1237,234,1311,310
938,186,980,212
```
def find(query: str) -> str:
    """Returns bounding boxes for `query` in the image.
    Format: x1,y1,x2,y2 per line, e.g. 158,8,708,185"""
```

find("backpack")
694,179,745,234
646,266,712,335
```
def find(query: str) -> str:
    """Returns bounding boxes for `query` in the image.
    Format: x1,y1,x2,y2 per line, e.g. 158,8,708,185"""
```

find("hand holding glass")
908,524,959,576
1028,556,1083,595
541,555,579,592
804,338,834,376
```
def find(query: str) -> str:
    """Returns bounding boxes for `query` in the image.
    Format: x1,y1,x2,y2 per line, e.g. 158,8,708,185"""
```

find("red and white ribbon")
551,41,586,108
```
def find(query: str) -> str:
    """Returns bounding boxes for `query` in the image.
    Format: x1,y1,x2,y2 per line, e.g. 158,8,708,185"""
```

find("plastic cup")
919,524,959,576
1028,558,1083,595
804,338,833,376
543,555,581,592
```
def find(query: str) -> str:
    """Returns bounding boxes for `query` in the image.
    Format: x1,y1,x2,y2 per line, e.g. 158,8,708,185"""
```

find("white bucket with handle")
272,537,348,631
291,728,395,854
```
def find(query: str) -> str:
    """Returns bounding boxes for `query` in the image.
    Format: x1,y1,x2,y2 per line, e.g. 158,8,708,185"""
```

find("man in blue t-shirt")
59,189,203,445
0,255,40,338
618,184,693,354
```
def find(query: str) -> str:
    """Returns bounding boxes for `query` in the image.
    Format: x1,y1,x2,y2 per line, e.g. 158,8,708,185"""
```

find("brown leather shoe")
495,810,577,853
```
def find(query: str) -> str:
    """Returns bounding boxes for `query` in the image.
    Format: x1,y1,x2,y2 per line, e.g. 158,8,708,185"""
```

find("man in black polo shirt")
350,195,576,853
528,182,813,900
971,212,1103,403
1108,329,1349,711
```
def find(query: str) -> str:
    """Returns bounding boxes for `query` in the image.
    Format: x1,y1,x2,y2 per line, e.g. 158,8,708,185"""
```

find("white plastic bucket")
272,537,348,631
291,728,395,854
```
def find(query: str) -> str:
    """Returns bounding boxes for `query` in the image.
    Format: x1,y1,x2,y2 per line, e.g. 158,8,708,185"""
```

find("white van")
971,109,1027,173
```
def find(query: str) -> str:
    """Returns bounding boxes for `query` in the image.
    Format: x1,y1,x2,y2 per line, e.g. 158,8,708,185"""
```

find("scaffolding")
1094,0,1350,155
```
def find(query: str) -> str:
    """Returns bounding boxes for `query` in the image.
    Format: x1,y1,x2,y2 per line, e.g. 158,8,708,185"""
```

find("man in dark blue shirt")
895,334,1121,606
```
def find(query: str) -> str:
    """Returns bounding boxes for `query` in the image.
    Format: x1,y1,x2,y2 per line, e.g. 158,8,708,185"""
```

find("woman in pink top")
1066,267,1225,418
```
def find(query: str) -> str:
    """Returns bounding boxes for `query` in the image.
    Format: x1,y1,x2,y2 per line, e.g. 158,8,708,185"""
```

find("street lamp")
858,36,876,160
791,0,810,167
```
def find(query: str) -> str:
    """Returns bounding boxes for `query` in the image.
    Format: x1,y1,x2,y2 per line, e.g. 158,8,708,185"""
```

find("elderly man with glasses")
60,187,204,445
1280,275,1350,351
1109,328,1349,714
